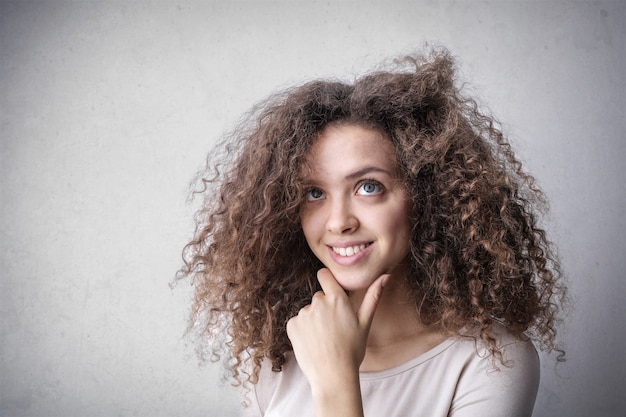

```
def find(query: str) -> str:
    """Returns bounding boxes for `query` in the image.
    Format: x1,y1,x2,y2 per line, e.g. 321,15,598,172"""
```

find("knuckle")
312,291,325,300
286,316,297,334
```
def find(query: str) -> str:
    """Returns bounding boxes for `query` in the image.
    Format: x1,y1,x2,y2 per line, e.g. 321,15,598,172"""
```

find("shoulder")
241,359,279,416
449,324,540,417
460,322,538,363
242,353,312,417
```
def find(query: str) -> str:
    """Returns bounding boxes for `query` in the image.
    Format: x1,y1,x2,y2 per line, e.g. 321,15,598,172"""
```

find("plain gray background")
1,1,624,416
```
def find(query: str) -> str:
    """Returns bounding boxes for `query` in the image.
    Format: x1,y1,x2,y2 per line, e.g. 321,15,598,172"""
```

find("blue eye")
357,181,383,195
306,188,325,201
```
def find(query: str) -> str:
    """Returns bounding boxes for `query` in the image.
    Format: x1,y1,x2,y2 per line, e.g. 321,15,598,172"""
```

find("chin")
328,269,378,292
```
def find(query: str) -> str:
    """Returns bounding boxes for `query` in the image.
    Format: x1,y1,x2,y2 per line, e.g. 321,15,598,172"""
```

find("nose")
326,197,359,234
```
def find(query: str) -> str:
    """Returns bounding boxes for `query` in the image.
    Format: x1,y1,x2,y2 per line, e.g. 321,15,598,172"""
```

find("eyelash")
305,187,324,201
356,179,384,195
304,179,384,202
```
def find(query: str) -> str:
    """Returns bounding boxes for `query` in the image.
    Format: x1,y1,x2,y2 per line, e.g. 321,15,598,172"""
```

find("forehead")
303,124,399,177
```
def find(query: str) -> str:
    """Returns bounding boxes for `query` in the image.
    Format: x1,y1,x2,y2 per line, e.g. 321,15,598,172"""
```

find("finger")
357,274,389,330
286,316,296,339
316,268,345,296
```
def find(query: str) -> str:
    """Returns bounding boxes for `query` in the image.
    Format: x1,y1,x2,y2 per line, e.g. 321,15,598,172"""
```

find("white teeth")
333,244,367,257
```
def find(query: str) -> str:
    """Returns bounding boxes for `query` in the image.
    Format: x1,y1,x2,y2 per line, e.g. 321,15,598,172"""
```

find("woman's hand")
286,268,388,417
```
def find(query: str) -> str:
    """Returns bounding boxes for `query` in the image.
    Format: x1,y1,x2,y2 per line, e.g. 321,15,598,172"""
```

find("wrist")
310,371,364,417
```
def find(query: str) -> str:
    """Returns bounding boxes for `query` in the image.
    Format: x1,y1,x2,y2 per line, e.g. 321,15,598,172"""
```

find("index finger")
316,268,345,296
357,274,388,330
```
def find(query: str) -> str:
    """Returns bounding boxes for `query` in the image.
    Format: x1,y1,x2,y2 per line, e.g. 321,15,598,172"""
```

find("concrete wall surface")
1,1,624,416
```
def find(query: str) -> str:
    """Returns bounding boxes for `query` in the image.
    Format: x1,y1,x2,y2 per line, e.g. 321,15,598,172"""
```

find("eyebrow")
345,166,394,180
301,166,396,185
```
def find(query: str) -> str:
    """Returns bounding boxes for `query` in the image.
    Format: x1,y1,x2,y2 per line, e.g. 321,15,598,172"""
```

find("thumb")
357,274,389,331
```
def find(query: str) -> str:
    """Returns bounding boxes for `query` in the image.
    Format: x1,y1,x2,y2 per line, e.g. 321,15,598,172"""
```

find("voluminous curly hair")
178,48,565,386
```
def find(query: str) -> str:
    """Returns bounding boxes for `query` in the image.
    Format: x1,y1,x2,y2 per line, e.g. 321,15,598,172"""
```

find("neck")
349,271,448,372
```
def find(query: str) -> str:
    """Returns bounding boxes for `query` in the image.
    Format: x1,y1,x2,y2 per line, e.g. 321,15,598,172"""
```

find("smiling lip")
327,242,373,265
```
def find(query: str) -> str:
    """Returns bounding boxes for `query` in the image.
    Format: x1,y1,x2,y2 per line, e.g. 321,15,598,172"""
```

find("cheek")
385,207,413,247
300,211,321,245
375,200,411,230
385,218,412,245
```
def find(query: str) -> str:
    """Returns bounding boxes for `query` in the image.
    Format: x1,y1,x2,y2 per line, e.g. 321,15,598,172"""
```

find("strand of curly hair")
176,48,566,387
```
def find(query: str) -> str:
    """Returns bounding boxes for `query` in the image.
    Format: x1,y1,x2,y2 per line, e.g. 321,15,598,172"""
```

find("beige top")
241,328,539,417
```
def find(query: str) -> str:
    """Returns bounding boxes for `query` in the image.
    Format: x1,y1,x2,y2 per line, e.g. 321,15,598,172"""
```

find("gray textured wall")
1,1,624,416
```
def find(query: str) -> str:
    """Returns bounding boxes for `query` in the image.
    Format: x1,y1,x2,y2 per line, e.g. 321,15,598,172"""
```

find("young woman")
179,49,565,417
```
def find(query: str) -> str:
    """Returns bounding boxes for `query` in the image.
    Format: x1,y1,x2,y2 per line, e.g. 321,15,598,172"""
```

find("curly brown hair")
177,48,565,386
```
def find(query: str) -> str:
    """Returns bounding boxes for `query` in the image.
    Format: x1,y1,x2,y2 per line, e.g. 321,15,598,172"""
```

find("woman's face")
300,124,413,292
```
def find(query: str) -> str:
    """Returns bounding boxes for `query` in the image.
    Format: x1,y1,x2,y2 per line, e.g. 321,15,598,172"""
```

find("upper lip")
327,241,372,248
